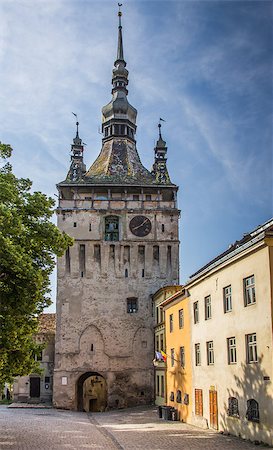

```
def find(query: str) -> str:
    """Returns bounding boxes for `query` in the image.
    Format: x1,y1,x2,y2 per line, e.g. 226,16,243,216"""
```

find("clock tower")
53,8,179,411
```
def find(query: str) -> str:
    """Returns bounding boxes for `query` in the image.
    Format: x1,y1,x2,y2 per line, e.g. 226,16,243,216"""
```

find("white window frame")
246,333,258,363
223,285,232,313
195,343,201,366
244,275,256,306
227,337,237,364
204,295,212,320
207,341,214,365
193,301,199,324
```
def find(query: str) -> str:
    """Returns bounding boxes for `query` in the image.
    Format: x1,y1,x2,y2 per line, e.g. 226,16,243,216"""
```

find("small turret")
66,120,86,182
151,122,171,184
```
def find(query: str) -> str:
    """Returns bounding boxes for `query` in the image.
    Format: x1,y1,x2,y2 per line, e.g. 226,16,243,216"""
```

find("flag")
160,350,167,362
155,351,164,361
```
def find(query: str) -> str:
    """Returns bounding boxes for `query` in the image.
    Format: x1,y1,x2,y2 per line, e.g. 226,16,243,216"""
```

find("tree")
0,143,73,387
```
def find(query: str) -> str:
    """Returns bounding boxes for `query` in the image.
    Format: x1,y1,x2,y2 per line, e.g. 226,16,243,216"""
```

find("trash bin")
170,408,178,421
162,406,172,420
158,405,163,418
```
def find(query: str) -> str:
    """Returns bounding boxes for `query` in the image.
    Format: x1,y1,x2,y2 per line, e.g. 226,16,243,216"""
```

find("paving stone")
0,405,269,450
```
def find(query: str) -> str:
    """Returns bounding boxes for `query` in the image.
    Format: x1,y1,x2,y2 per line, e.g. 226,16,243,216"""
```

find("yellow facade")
163,289,192,422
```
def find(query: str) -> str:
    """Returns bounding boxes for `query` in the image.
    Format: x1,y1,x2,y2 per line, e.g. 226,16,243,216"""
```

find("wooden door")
209,390,218,429
195,389,203,416
30,377,40,398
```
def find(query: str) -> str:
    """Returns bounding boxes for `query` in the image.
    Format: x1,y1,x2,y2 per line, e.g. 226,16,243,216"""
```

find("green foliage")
0,143,73,386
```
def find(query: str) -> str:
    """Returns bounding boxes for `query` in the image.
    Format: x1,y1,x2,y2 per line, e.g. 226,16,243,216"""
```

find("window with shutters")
195,389,203,416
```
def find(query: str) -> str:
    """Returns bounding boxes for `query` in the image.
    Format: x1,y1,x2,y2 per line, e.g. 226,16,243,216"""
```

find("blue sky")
1,0,272,311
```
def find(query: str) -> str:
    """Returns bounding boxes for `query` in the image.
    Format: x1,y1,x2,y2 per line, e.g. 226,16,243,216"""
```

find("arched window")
228,397,239,417
105,216,119,241
176,390,182,403
246,399,259,422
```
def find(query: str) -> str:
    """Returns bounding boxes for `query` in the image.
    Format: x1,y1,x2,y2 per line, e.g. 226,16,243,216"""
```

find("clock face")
129,215,152,237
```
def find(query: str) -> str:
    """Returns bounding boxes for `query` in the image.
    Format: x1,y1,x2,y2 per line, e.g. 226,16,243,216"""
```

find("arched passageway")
77,372,107,412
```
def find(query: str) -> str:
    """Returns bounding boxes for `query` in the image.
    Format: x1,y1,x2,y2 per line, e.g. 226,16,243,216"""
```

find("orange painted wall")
165,293,192,422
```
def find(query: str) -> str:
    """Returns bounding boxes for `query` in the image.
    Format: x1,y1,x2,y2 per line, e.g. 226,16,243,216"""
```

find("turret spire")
66,116,86,182
151,121,171,184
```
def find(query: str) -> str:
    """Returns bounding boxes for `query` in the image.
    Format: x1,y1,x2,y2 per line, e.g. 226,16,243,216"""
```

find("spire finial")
116,3,124,62
158,118,165,140
158,123,162,140
71,113,82,146
118,3,122,26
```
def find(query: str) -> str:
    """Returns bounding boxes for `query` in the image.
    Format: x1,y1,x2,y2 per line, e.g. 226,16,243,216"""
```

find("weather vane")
158,118,166,139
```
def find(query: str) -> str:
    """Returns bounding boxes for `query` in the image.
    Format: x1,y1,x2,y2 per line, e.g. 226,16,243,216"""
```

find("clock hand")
132,218,149,230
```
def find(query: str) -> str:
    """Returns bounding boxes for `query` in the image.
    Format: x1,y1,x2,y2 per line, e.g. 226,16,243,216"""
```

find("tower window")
123,245,130,263
65,248,71,274
105,216,119,241
73,222,77,227
161,224,165,232
94,244,101,263
79,244,86,276
153,245,159,261
127,297,138,313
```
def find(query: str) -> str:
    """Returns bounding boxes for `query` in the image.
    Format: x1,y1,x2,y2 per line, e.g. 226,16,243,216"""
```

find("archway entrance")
77,372,107,412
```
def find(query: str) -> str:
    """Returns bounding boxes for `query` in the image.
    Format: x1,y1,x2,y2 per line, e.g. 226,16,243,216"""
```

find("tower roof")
59,7,176,188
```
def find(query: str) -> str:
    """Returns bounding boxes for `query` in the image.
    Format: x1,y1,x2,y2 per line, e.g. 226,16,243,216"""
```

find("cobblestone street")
0,405,269,449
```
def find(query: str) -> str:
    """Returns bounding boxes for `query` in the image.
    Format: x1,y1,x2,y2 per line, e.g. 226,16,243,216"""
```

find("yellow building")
152,286,182,406
186,218,273,446
162,288,193,422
